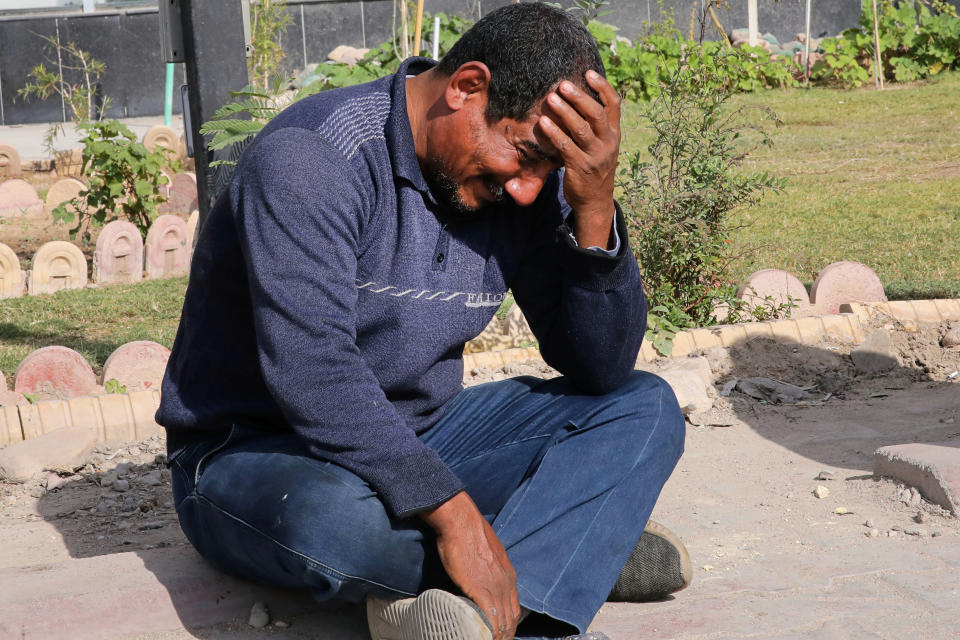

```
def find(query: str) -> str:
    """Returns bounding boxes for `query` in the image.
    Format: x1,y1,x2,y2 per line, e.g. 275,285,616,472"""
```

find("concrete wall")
1,0,958,126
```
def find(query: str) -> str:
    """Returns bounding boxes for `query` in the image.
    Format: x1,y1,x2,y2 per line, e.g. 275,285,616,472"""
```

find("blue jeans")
171,371,685,638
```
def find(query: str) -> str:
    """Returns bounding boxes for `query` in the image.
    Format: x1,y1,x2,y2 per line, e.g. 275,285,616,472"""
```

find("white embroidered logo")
356,280,505,308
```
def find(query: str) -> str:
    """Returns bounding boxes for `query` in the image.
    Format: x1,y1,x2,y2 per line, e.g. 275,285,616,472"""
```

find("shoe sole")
644,519,693,592
367,589,493,640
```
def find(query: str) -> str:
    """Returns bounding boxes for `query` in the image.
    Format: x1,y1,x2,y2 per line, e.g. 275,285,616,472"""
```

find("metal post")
179,0,250,227
804,0,812,83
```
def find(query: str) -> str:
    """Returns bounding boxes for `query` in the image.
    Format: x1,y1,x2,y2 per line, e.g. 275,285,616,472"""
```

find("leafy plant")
248,0,293,90
104,379,127,394
812,0,960,87
620,49,786,337
53,121,178,243
17,34,110,154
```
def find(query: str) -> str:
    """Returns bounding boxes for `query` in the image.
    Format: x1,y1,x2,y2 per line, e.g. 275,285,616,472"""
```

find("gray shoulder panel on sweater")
316,92,391,160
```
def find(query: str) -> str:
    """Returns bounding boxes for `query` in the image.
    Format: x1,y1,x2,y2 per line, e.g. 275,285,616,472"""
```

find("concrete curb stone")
874,442,960,516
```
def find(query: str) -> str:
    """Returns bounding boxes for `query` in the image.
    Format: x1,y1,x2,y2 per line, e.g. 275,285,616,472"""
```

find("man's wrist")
570,202,616,250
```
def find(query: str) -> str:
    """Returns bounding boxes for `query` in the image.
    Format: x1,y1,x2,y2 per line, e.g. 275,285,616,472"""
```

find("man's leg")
170,426,446,604
422,371,685,637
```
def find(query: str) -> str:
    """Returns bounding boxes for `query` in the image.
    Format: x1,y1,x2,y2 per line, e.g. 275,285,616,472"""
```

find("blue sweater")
157,58,647,518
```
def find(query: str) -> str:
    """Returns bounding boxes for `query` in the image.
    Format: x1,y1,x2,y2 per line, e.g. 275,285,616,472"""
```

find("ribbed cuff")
557,203,635,292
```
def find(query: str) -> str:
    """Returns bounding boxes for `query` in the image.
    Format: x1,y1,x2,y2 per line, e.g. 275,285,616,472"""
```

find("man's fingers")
585,69,622,126
537,113,587,166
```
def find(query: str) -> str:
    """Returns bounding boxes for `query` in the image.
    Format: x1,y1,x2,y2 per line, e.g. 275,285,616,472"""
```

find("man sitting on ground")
157,4,688,639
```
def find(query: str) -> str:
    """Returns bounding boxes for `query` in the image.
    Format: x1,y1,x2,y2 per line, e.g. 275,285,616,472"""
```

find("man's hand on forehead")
537,70,622,250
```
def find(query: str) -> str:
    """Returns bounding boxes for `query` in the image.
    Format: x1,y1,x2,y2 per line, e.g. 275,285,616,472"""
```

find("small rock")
29,486,46,498
904,528,924,537
814,485,830,499
46,472,68,491
702,565,715,572
909,487,922,507
833,507,849,515
867,528,879,538
97,499,116,513
888,530,899,538
719,378,738,397
815,470,835,481
120,496,138,512
138,521,164,530
100,472,117,488
941,326,960,348
154,453,168,465
0,427,98,483
248,601,270,628
864,519,875,528
932,530,942,538
115,462,133,476
113,479,130,492
914,511,926,524
140,470,163,486
273,621,289,628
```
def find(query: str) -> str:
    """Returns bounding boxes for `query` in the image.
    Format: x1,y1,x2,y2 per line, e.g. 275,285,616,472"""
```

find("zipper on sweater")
432,224,449,272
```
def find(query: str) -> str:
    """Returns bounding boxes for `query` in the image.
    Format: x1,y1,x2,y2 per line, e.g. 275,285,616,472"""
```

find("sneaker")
608,520,692,602
366,588,494,640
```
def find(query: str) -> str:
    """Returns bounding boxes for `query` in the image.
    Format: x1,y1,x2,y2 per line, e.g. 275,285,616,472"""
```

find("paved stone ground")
3,371,957,639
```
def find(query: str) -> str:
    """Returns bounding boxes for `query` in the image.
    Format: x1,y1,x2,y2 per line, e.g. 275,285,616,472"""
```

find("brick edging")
0,389,162,448
462,298,960,370
5,299,956,448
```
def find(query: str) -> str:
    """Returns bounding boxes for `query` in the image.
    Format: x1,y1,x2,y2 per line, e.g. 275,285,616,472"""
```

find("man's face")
424,98,564,216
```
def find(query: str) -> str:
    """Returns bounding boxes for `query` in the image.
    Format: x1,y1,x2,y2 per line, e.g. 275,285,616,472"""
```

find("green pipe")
164,63,175,126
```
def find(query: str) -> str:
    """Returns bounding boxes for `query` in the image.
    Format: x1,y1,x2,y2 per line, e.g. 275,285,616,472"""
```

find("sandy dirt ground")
1,312,958,639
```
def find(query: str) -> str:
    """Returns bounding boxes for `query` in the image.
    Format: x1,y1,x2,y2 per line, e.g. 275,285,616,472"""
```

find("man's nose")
504,171,547,207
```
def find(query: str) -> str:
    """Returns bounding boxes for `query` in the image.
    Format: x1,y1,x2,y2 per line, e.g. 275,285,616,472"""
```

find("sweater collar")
386,57,437,196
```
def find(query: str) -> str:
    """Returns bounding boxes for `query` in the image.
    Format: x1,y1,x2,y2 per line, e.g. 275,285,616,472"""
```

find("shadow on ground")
32,444,369,639
714,333,960,472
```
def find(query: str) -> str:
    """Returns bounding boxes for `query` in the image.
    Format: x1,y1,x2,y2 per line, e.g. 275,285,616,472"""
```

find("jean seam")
191,493,418,598
446,433,550,469
193,424,239,485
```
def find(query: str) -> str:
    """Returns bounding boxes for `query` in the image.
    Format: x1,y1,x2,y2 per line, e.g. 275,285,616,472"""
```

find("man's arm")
512,72,647,393
231,128,463,519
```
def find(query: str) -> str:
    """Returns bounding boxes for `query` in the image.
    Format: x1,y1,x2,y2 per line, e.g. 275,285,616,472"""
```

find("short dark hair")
437,2,605,121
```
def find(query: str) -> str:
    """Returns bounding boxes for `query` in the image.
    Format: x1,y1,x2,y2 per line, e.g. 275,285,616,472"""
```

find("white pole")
804,0,812,82
747,0,759,46
82,0,95,13
433,16,440,59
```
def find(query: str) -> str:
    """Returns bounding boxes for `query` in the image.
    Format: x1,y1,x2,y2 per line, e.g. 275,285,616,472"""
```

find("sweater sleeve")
231,128,463,518
509,170,647,394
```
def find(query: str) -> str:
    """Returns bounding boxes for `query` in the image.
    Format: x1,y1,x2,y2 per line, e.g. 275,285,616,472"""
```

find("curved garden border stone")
0,242,25,299
14,345,99,400
28,241,88,295
93,220,144,285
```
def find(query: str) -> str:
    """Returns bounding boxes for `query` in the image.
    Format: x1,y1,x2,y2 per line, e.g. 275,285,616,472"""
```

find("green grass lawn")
620,71,960,300
0,277,186,385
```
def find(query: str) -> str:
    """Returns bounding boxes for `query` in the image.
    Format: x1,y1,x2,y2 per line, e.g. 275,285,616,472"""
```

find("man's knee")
615,370,686,461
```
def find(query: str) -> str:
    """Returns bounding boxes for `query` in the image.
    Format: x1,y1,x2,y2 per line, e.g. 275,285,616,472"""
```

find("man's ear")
444,62,491,112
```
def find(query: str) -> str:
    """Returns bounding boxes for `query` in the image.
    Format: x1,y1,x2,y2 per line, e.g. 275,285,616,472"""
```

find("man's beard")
425,156,507,218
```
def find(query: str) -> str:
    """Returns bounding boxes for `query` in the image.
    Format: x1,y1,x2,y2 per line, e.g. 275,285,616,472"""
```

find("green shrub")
53,121,178,243
619,49,787,339
812,0,960,87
